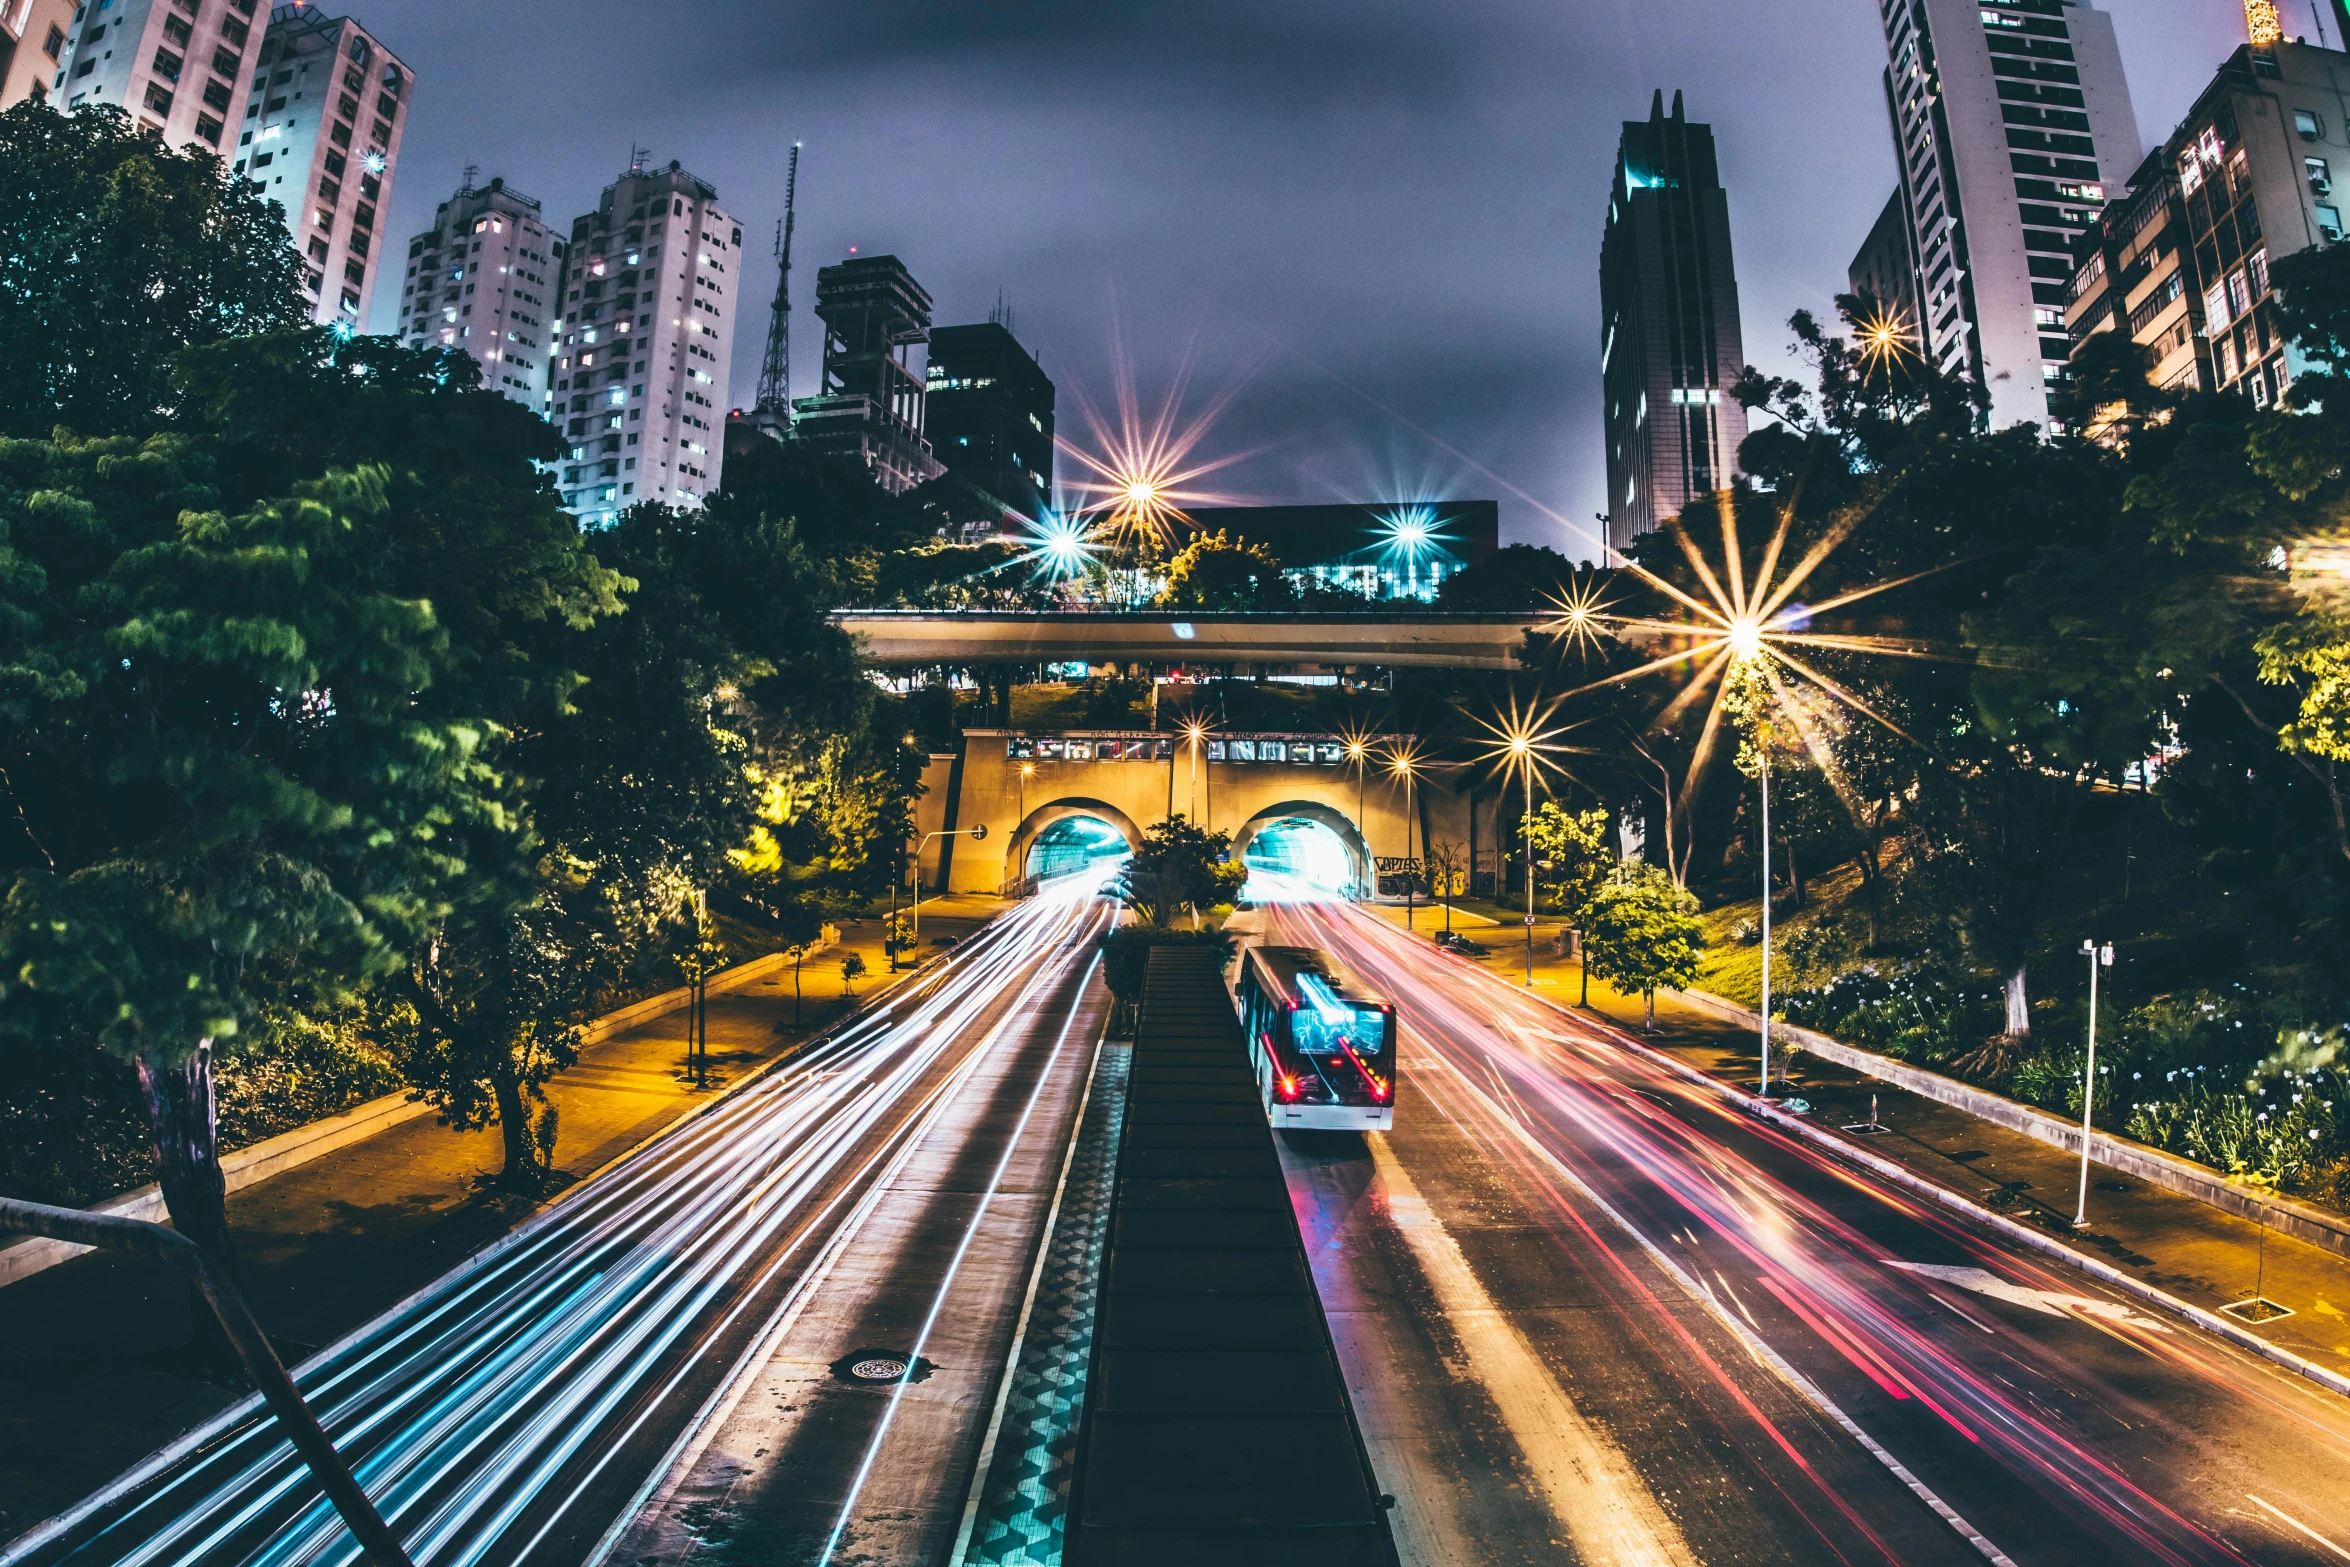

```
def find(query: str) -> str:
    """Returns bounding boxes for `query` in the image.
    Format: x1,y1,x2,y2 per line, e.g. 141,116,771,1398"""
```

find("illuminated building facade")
230,6,408,331
1184,502,1499,602
53,0,259,151
1599,90,1749,559
927,319,1055,524
550,160,743,525
1873,0,2140,429
2065,40,2350,419
396,176,561,410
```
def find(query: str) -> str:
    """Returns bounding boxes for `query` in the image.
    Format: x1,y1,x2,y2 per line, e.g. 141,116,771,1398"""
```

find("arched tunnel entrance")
1030,815,1133,881
1233,804,1369,900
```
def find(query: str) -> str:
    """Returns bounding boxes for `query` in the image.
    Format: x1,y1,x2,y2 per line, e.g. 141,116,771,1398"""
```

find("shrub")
1098,925,1234,1036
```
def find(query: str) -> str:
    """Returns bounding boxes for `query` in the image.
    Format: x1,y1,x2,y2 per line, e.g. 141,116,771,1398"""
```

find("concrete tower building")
231,6,409,332
791,254,944,496
54,0,262,154
550,159,743,525
1599,90,1749,559
0,0,79,110
926,318,1054,526
396,176,562,410
1873,0,2141,428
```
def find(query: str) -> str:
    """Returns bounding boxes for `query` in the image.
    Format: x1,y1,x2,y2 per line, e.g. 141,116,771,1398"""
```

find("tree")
1523,803,1612,1003
1425,838,1465,931
0,447,499,1276
1115,816,1248,927
1157,531,1297,611
1436,544,1590,611
1580,864,1705,1031
839,952,867,994
0,103,308,439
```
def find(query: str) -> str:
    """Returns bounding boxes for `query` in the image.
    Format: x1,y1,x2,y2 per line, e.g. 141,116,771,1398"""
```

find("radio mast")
753,142,801,433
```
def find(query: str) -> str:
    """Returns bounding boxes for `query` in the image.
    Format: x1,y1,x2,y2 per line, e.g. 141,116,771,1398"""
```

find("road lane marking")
1887,1262,2172,1334
1366,1137,1701,1567
2249,1494,2350,1561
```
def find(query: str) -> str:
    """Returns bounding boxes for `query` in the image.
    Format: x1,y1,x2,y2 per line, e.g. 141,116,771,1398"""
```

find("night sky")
365,0,2254,555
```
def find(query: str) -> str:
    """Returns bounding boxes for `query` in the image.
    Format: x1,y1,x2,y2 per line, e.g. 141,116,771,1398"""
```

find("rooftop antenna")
460,162,478,196
754,142,802,431
628,142,650,175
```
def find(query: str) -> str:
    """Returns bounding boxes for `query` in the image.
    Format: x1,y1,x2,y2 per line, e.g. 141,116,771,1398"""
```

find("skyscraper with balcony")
54,0,261,154
396,176,562,410
1874,0,2141,428
789,254,944,496
549,159,743,525
231,6,408,331
1599,90,1749,559
0,0,80,110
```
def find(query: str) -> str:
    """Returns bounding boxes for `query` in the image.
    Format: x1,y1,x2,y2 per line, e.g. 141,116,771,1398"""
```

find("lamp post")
1388,747,1420,931
1347,737,1369,902
1759,745,1772,1097
1512,735,1536,986
2074,939,2116,1228
912,824,988,948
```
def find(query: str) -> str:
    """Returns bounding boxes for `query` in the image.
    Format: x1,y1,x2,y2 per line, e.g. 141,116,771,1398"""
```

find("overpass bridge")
833,609,1548,672
912,727,1495,899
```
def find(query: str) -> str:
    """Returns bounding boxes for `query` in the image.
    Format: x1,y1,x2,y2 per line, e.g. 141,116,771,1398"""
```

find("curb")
1529,989,2350,1405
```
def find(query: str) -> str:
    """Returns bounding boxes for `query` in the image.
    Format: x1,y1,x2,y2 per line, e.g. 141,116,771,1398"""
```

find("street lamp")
1182,716,1211,824
1017,760,1035,825
1345,733,1371,901
1470,697,1576,989
1386,744,1422,931
2074,939,2116,1228
910,824,989,949
1509,732,1536,985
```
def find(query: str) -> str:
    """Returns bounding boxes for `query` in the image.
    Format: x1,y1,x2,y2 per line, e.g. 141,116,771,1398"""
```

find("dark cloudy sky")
365,0,2253,554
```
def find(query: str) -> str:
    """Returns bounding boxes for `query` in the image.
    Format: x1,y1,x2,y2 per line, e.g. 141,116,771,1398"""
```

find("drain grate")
831,1348,934,1386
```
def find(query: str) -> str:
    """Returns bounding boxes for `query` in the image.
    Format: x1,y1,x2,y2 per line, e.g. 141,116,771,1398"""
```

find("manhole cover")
831,1348,935,1387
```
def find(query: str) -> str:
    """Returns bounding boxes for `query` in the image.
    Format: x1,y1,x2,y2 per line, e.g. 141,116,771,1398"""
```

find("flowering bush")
1776,960,2001,1062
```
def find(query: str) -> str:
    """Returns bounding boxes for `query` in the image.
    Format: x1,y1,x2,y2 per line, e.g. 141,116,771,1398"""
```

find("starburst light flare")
1541,571,1616,658
1018,510,1100,580
1057,337,1260,553
1855,304,1919,378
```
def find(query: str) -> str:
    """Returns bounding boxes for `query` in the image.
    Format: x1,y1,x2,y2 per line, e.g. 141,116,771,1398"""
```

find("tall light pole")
2074,939,2115,1228
1387,745,1421,931
1347,736,1369,901
912,824,988,946
1758,745,1772,1097
1183,718,1209,824
1512,735,1536,986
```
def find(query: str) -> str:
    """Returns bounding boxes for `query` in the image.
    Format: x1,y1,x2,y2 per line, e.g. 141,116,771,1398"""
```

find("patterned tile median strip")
962,1043,1132,1565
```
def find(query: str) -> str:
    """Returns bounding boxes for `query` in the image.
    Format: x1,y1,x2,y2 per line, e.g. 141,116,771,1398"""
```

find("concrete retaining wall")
1674,986,2350,1260
0,930,841,1290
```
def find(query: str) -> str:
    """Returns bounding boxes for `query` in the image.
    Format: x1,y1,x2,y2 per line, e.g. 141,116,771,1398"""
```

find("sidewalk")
1361,902,2350,1383
0,895,1011,1546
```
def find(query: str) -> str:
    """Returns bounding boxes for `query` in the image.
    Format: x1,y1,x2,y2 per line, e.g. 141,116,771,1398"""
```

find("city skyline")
214,1,2261,550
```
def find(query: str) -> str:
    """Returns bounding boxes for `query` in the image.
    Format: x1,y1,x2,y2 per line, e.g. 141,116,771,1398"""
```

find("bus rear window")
1294,975,1390,1055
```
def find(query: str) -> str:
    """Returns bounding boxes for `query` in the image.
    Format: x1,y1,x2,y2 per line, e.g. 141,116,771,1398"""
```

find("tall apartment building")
2066,40,2349,418
1599,90,1749,559
926,319,1055,525
550,159,743,525
1848,188,1926,335
791,254,944,496
395,176,562,410
55,0,262,153
1873,0,2141,428
0,0,78,109
229,6,407,331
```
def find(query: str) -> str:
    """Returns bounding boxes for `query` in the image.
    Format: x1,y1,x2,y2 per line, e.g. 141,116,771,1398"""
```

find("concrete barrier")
1673,986,2350,1262
0,931,842,1291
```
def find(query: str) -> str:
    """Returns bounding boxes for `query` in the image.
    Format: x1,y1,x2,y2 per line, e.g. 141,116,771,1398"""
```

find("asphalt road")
1262,894,2350,1567
3,884,1112,1567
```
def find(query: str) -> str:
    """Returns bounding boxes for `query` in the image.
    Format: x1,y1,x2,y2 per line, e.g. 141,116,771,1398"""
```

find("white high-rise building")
1875,0,2142,427
395,177,562,410
230,5,408,331
54,0,262,154
550,160,742,525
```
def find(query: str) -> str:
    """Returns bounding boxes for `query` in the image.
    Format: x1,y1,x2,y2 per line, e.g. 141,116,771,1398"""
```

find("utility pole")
2073,939,2115,1228
752,143,801,435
